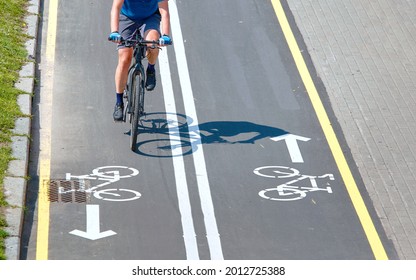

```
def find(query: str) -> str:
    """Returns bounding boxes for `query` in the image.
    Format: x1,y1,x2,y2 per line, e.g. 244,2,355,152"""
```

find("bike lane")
22,0,393,260
23,0,189,259
172,0,392,259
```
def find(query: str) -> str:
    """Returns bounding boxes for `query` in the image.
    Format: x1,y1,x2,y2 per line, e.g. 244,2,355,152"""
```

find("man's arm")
158,0,170,36
111,0,125,32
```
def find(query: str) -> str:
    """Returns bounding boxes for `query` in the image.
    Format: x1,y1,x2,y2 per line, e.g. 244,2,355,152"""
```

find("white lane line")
159,48,200,260
170,0,224,260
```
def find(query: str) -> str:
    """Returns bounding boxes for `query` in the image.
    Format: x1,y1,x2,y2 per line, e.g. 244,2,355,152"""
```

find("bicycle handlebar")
108,36,172,48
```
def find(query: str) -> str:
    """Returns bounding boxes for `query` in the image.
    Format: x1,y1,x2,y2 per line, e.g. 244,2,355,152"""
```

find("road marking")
159,45,200,260
170,0,224,260
254,166,334,201
70,205,117,240
66,166,142,202
270,134,311,163
36,0,59,260
271,0,388,259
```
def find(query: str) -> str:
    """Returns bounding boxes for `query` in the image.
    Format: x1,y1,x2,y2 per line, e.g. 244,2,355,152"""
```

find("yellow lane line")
270,0,388,260
36,0,59,260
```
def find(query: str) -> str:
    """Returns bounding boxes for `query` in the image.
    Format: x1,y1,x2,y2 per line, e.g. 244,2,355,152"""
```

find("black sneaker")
113,103,124,122
145,68,156,91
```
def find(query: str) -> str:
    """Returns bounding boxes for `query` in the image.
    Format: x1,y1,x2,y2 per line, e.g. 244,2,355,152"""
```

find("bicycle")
111,31,171,151
63,166,141,202
254,166,334,201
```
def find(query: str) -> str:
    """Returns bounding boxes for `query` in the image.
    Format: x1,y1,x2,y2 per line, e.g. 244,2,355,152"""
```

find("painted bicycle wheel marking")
65,166,141,202
254,166,334,201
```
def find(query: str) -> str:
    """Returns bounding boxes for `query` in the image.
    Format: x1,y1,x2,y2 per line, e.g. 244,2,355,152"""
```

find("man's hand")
159,34,172,46
108,31,122,43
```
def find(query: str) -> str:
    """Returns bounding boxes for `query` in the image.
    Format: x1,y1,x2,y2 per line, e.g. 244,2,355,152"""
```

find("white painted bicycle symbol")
64,166,141,202
254,166,334,201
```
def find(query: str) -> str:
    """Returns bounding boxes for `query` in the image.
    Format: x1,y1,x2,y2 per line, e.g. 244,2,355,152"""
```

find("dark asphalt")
21,0,391,260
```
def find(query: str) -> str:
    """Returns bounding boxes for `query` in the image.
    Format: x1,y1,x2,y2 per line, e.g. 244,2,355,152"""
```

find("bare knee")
145,29,160,42
144,30,160,64
118,48,133,69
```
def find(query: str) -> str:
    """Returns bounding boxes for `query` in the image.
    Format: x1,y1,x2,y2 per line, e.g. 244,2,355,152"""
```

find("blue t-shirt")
121,0,163,20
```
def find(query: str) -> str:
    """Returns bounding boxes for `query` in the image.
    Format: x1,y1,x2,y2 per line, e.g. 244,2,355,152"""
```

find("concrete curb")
4,0,40,260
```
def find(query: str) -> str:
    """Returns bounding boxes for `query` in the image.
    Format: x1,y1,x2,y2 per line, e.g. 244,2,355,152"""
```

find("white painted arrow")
270,134,311,163
70,204,116,240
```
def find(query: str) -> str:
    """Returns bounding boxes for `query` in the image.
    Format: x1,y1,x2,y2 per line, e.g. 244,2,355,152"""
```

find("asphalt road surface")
21,0,394,260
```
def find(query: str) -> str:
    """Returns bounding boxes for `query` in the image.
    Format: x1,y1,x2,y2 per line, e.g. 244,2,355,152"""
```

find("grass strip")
0,0,28,260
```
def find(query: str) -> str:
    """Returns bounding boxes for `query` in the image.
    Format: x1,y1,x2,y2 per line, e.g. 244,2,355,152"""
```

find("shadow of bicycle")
134,112,288,157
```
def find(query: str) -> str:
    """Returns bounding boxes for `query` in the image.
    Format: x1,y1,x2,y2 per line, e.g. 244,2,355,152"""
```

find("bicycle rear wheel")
130,72,145,151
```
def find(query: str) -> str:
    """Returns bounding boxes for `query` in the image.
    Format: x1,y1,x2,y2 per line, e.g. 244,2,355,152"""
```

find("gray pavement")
5,0,416,260
286,0,416,259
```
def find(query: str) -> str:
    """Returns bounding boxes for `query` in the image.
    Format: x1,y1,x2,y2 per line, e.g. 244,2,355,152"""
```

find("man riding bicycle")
108,0,172,122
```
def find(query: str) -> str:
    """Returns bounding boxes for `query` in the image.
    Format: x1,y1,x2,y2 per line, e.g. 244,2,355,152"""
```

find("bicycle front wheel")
130,72,145,151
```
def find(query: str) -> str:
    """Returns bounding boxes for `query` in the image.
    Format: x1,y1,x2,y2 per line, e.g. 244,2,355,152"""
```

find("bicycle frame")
120,31,169,151
125,33,146,120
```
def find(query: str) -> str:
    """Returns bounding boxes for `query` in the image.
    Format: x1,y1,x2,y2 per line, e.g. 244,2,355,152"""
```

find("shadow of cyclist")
134,113,288,156
196,121,287,145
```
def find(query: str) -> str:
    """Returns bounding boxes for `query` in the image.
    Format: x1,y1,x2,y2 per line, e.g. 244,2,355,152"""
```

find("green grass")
0,0,28,260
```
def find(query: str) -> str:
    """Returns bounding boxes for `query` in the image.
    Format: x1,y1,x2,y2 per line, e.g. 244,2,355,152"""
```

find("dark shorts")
118,12,161,49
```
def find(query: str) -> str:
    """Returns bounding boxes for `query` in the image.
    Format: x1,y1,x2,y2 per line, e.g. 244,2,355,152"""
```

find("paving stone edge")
4,0,40,260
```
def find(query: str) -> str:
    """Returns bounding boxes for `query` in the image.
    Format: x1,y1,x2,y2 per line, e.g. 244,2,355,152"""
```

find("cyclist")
108,0,172,122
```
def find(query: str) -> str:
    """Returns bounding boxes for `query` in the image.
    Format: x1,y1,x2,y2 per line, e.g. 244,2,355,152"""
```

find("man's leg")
115,47,133,93
144,29,160,91
113,47,133,121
